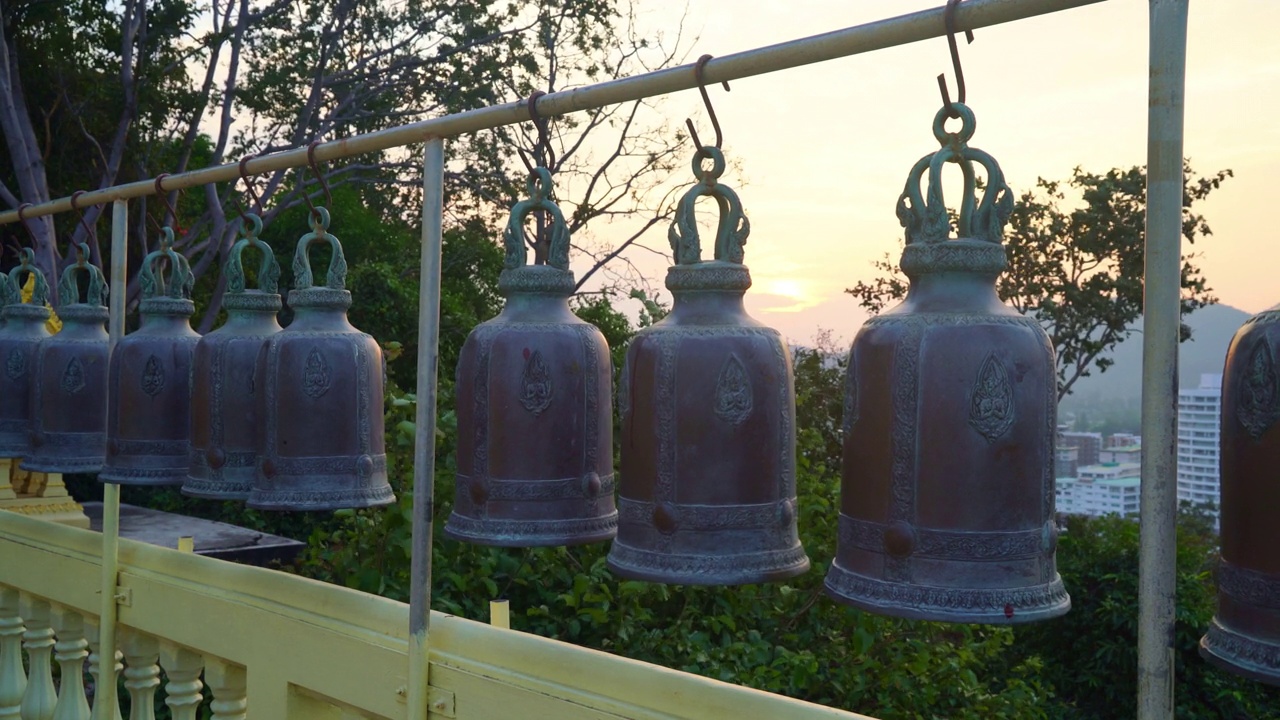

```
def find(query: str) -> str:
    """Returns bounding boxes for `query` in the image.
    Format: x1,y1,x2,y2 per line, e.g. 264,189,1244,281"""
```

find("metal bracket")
114,587,132,607
395,685,455,718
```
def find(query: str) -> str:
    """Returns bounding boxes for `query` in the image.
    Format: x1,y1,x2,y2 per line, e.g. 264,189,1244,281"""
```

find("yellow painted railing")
0,512,871,720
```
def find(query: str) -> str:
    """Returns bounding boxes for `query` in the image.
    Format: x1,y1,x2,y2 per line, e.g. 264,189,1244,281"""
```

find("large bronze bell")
100,231,202,485
184,214,282,500
446,168,616,547
0,250,53,459
607,146,809,585
824,104,1068,623
1201,301,1280,685
248,207,393,511
22,244,110,474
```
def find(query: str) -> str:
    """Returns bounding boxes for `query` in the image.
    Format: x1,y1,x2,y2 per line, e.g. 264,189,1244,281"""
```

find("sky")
570,0,1280,346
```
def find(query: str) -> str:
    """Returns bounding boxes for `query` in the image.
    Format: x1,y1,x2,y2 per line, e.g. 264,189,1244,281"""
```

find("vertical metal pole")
407,137,445,719
1138,1,1188,718
98,199,128,718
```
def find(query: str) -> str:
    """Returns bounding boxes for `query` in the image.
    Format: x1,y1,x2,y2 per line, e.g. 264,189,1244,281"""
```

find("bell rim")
1200,618,1280,687
222,291,283,313
98,473,188,486
443,511,618,548
245,482,396,512
498,265,575,297
899,238,1007,277
664,261,752,294
18,455,105,474
287,286,352,310
180,475,253,501
823,562,1070,624
2,304,52,321
606,542,810,586
139,297,196,316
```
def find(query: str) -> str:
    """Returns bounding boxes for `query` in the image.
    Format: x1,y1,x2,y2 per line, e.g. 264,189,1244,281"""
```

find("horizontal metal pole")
0,0,1104,226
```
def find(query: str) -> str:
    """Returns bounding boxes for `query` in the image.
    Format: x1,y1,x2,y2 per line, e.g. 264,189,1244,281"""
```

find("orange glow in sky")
571,0,1280,346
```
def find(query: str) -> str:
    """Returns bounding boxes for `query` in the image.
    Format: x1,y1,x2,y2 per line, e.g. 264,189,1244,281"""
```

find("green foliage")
1008,510,1280,719
846,164,1231,399
299,329,1050,720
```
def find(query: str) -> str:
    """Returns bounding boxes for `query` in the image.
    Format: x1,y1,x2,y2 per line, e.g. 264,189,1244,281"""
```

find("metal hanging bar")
0,0,1106,225
407,138,446,720
1138,0,1189,716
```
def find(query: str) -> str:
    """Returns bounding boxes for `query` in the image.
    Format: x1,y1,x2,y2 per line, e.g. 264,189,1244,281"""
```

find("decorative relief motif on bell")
824,103,1069,623
606,146,809,585
184,214,283,500
248,207,393,511
100,230,202,485
21,244,111,474
1201,301,1280,685
0,249,53,459
446,168,616,546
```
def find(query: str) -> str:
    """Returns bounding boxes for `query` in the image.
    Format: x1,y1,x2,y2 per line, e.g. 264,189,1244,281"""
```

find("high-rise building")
1056,462,1142,518
1177,373,1222,515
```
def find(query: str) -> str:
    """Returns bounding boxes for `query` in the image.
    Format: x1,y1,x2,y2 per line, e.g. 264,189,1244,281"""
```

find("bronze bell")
22,244,110,474
607,146,809,585
1201,301,1280,684
184,214,282,500
446,168,616,547
100,230,202,485
824,103,1068,623
248,207,393,511
0,249,52,459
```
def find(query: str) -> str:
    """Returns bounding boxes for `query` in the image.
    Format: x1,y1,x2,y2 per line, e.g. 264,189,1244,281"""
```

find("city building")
1100,445,1142,465
1056,462,1142,518
1107,432,1142,448
1061,431,1103,466
1177,373,1223,515
1055,445,1079,479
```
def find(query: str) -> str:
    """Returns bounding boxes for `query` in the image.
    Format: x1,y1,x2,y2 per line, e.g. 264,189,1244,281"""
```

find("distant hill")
1061,303,1255,411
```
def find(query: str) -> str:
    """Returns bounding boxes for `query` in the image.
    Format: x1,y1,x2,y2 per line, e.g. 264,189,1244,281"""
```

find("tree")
0,0,691,332
845,164,1231,399
1006,510,1280,719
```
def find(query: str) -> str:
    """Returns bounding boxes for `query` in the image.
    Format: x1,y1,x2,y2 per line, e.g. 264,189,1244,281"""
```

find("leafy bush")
1008,509,1280,719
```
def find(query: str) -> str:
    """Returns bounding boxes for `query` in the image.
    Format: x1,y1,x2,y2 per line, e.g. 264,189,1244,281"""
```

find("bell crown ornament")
446,168,617,546
99,228,202,486
183,213,283,500
57,243,110,309
21,244,111,473
606,144,809,585
248,206,393,511
227,213,282,295
5,245,50,308
823,102,1068,623
668,146,749,266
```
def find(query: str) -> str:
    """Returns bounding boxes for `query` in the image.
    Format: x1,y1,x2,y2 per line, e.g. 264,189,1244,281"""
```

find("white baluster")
83,622,121,720
119,634,158,720
0,589,26,720
19,597,56,720
157,646,201,720
49,607,89,720
203,660,245,720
